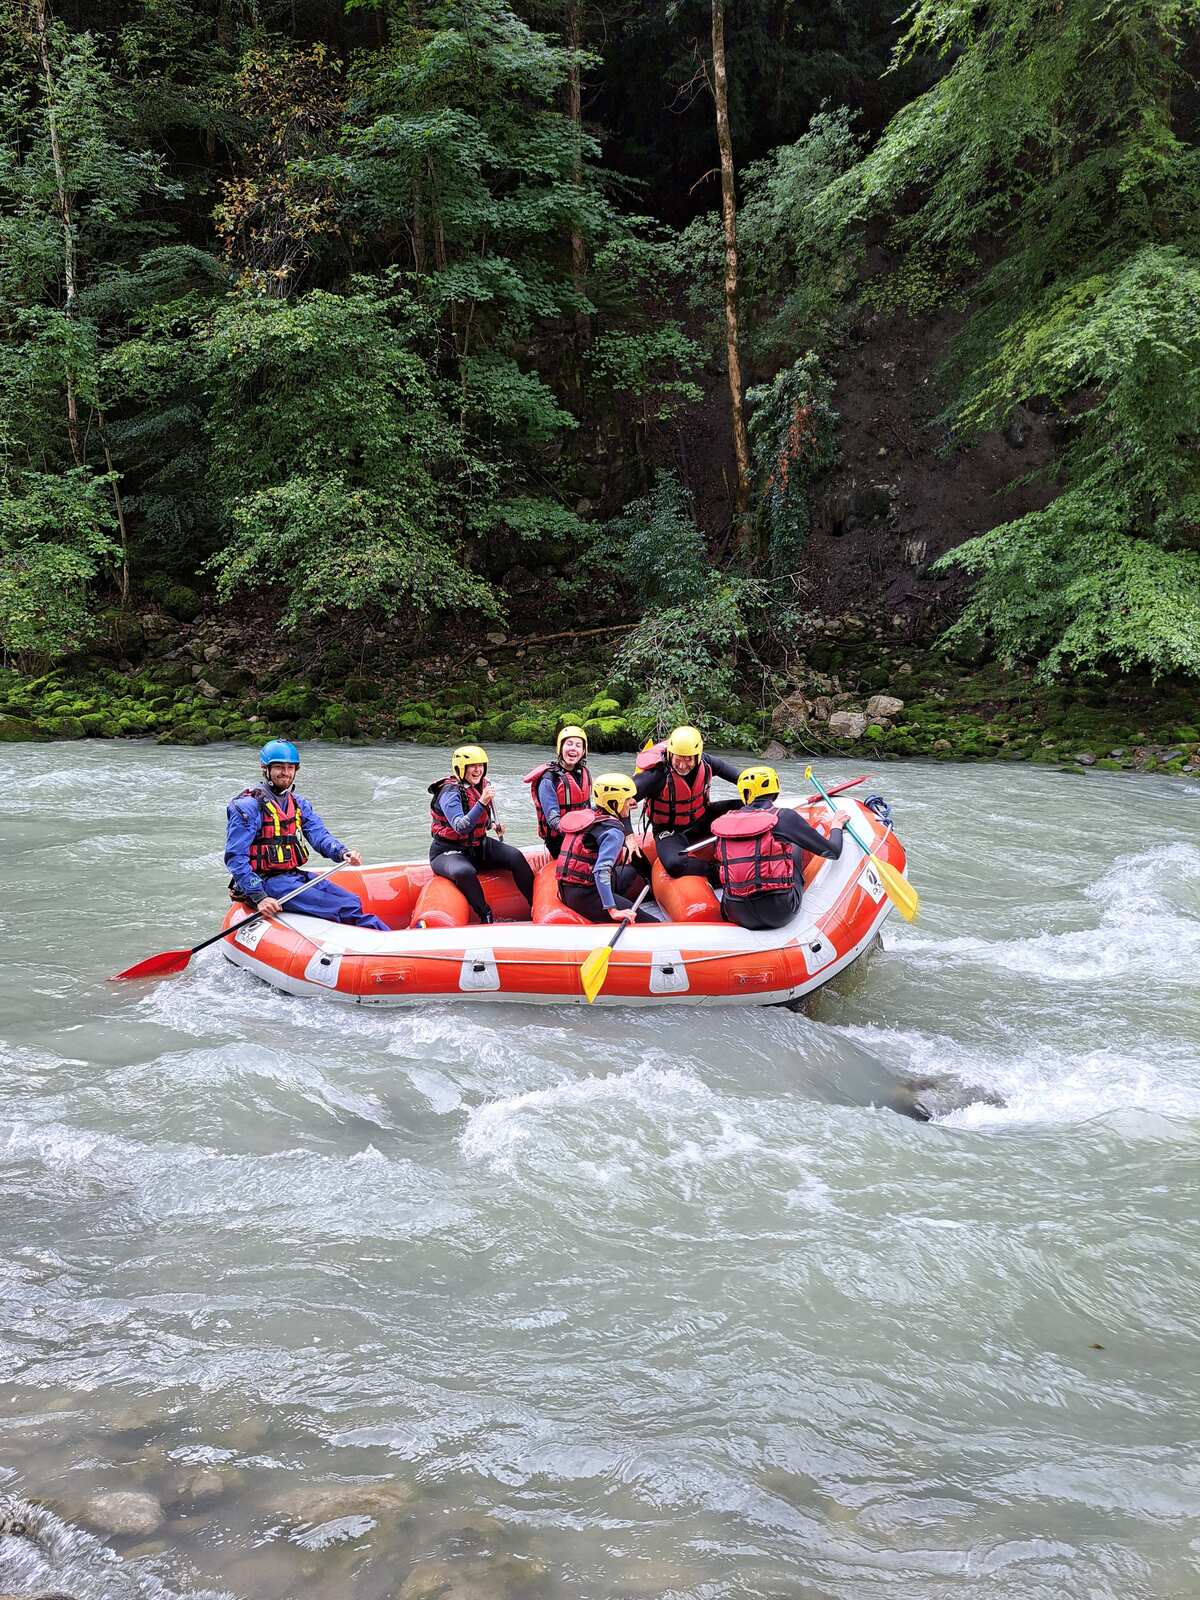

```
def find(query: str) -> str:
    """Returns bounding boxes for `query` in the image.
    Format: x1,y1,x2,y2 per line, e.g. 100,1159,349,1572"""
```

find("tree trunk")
99,415,131,606
711,0,752,536
565,0,589,342
31,0,82,466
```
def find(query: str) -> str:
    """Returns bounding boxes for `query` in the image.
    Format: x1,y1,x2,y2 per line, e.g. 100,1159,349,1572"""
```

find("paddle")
580,882,653,1004
111,860,348,981
804,765,919,923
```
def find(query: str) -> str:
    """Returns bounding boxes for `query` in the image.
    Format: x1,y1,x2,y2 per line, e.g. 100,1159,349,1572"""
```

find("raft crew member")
526,724,592,858
225,740,388,929
633,724,742,878
429,744,535,924
712,765,845,931
556,773,658,924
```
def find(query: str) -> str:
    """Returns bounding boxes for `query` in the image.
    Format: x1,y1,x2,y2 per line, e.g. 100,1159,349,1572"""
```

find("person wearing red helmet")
225,740,388,928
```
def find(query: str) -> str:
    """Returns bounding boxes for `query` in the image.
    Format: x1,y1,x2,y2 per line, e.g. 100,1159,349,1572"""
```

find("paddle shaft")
806,772,874,858
190,860,346,958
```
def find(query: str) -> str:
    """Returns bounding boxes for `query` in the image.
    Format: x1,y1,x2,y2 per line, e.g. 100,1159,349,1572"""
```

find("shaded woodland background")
3,0,1200,710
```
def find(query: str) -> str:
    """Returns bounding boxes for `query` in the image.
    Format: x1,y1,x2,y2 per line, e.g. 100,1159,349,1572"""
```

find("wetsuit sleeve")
297,795,348,861
634,768,663,802
225,796,268,904
537,773,562,829
439,785,488,836
592,827,624,910
706,754,744,786
774,809,844,859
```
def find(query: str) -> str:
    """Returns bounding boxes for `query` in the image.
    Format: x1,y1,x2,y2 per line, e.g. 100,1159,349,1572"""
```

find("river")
1,742,1197,1600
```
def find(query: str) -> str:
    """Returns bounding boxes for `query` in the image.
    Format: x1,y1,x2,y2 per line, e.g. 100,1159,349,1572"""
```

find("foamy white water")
1,742,1197,1600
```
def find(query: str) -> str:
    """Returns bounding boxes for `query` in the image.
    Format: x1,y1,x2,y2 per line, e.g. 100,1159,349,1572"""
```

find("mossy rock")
1095,758,1125,771
507,714,556,743
163,583,202,622
864,723,886,741
79,712,117,736
344,676,382,704
394,709,432,731
322,706,358,738
43,715,87,739
0,714,38,742
1174,725,1199,742
585,695,622,717
446,703,477,722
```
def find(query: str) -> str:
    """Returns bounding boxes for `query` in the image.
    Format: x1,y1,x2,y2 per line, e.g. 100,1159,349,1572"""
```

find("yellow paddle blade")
579,944,611,1004
872,853,919,923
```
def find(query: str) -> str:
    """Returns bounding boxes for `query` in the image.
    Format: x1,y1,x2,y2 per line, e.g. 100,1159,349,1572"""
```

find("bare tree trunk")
711,0,752,536
565,0,589,342
99,415,131,605
30,0,82,465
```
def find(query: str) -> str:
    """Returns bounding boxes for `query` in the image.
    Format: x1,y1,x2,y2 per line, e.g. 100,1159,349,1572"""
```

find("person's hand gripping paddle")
111,860,349,981
805,766,918,923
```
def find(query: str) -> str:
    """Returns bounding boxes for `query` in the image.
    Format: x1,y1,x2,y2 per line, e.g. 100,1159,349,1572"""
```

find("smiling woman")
1,740,1198,1599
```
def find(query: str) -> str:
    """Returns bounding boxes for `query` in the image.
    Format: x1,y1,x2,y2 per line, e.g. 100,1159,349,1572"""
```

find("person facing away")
526,724,592,859
428,744,535,924
712,765,846,931
225,740,389,929
633,723,742,878
555,773,660,924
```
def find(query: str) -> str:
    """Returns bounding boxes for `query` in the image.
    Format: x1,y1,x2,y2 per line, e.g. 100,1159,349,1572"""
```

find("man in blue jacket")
225,740,389,929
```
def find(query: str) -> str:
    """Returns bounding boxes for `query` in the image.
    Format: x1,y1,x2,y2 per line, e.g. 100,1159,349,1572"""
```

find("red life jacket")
712,807,795,900
523,761,591,841
429,778,489,848
555,808,620,890
646,758,710,830
241,786,310,876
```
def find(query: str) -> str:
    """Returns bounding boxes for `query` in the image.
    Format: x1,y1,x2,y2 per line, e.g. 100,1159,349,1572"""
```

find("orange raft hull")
219,796,906,1008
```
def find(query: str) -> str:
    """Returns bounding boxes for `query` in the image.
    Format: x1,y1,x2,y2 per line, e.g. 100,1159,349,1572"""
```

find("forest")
2,0,1200,759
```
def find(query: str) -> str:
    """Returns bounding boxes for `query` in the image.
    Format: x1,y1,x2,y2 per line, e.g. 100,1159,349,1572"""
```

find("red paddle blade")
110,949,192,981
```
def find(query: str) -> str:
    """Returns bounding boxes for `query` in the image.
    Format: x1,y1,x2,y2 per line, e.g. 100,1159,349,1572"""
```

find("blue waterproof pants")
259,871,390,930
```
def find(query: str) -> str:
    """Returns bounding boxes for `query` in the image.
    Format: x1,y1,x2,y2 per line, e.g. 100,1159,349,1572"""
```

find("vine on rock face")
747,353,839,575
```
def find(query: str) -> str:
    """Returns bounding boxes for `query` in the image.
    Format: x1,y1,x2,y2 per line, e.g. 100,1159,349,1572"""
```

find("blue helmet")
259,739,300,767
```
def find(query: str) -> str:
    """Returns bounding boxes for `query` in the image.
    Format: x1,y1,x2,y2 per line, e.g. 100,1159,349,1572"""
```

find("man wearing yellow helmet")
555,772,657,924
711,765,847,930
428,745,534,924
523,725,592,858
633,724,742,879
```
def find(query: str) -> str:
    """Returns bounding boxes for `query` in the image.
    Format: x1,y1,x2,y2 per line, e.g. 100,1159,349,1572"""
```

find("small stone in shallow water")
81,1489,163,1537
1074,752,1096,765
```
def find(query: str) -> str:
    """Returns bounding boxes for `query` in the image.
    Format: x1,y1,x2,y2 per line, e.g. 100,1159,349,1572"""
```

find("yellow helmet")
451,744,489,780
592,772,637,817
556,724,588,759
737,764,781,805
666,724,704,760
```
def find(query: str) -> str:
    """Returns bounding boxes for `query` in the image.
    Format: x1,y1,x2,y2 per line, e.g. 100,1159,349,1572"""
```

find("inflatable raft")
218,793,905,1008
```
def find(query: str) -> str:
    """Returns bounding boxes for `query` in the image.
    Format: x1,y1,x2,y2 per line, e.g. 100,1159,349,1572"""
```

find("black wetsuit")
720,798,844,930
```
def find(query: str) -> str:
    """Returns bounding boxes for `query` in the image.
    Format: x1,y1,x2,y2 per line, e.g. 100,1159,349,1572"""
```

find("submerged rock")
899,1076,1006,1122
396,1552,549,1600
81,1490,163,1537
263,1478,415,1525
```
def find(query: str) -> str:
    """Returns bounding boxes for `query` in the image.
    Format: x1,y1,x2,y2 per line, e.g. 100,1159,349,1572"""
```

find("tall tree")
711,0,751,531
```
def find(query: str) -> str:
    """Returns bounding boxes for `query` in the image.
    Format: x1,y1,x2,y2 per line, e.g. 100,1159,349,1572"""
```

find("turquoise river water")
0,742,1197,1600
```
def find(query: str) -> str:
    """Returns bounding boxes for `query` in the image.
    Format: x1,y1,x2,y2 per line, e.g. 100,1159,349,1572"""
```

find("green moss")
0,714,37,741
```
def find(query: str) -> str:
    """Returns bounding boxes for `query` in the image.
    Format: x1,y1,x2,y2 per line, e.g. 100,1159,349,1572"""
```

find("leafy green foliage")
675,106,864,356
204,278,500,625
0,469,116,666
612,578,762,738
588,470,711,607
747,352,839,575
816,0,1200,678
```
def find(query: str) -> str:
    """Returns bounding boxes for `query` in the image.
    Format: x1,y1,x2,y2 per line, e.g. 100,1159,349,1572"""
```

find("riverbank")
1,606,1197,776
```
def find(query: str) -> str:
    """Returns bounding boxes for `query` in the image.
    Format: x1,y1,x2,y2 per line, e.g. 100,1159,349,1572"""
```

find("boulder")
0,715,36,742
769,691,809,734
865,694,905,721
828,710,867,741
82,1489,163,1537
761,739,790,762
